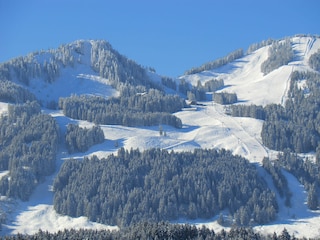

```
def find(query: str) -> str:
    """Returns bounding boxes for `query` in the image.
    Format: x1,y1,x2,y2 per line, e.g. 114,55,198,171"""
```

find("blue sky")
0,0,319,77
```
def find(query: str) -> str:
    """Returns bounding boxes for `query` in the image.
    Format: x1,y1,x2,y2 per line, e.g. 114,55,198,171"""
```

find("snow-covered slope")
27,41,120,103
29,69,119,103
183,36,320,106
1,35,320,238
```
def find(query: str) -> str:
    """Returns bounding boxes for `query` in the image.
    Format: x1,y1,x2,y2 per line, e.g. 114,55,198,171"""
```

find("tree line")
162,76,224,99
0,101,59,201
262,157,292,207
53,148,277,227
261,39,293,75
90,40,159,90
246,38,275,54
58,89,184,128
178,78,226,102
161,76,177,91
230,104,265,120
0,80,36,103
1,223,304,240
65,124,105,154
214,92,238,105
190,79,226,102
185,49,244,75
261,71,320,153
309,48,320,71
276,149,320,210
230,71,320,154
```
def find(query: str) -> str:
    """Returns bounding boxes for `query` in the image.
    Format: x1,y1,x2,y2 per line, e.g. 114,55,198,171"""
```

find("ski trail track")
206,103,268,163
174,102,268,163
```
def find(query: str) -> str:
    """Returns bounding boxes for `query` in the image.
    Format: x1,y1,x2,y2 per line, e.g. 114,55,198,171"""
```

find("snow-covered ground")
0,102,8,116
29,69,119,105
1,36,320,238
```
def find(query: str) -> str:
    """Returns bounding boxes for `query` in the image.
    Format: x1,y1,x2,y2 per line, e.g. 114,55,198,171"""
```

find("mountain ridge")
1,35,319,106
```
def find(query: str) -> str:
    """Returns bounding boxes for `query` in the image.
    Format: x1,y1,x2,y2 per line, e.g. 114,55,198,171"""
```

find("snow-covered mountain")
0,35,320,238
0,39,159,106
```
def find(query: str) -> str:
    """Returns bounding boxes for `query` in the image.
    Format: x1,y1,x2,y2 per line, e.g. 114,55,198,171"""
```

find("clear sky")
0,0,319,77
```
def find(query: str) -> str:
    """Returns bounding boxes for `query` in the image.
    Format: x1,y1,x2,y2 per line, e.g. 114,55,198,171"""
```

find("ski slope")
29,67,119,104
183,36,319,107
1,36,320,238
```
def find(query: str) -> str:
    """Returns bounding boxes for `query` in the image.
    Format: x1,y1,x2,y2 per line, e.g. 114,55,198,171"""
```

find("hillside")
0,35,320,238
0,39,161,106
183,36,320,106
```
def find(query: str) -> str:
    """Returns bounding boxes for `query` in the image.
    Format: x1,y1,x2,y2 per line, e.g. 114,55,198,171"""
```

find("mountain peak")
0,38,155,105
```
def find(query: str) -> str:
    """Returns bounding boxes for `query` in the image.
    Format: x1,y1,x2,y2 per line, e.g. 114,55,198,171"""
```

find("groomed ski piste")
1,36,320,238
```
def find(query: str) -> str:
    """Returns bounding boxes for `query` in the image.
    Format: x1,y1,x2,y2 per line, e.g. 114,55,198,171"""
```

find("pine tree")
279,228,291,240
307,184,318,210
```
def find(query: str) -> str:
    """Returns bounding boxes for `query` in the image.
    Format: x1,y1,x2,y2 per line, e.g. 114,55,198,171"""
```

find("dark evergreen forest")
231,104,265,120
185,49,244,75
179,78,225,102
65,124,105,153
309,48,320,71
58,89,184,128
262,157,292,207
53,148,277,227
0,101,59,201
275,149,320,210
213,92,238,105
0,80,36,103
260,39,294,75
231,71,320,154
261,71,320,153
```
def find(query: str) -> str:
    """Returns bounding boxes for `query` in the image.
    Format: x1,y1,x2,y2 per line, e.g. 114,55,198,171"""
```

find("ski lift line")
221,103,270,162
207,103,253,157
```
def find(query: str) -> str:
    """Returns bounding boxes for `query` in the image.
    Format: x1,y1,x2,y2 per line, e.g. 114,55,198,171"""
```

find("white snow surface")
1,36,320,238
29,67,119,104
0,102,8,116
